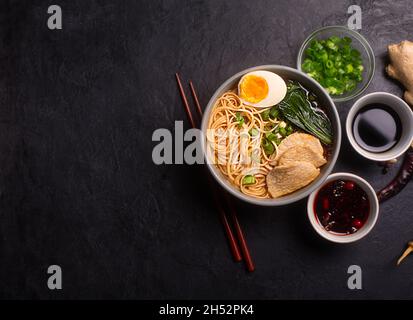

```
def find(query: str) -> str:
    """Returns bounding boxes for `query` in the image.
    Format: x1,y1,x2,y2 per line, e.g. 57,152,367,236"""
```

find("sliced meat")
278,145,326,168
276,132,324,160
266,161,320,198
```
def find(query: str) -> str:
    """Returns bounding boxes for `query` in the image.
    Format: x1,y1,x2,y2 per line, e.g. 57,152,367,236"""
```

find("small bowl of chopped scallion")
297,26,375,102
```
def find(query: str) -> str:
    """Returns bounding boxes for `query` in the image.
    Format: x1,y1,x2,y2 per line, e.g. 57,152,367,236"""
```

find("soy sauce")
315,180,370,235
353,103,402,153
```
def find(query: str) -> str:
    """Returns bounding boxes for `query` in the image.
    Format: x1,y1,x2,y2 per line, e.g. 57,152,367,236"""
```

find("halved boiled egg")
238,70,287,108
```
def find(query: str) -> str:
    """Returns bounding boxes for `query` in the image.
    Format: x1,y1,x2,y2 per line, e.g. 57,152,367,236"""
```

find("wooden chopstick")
175,73,242,263
188,79,255,271
213,182,243,263
189,81,203,117
188,80,255,270
186,77,255,272
175,74,196,129
225,194,255,272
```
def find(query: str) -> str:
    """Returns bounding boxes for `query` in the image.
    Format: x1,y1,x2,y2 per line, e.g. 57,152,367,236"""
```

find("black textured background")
0,0,412,299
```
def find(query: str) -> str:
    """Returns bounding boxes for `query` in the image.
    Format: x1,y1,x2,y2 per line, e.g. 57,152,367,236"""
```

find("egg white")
238,70,287,108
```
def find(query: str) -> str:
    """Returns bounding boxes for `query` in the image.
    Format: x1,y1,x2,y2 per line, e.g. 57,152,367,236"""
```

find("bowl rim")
297,25,376,103
201,65,342,207
307,172,379,243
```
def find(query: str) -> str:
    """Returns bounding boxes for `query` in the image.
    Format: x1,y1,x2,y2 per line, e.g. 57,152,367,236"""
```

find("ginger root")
386,40,413,106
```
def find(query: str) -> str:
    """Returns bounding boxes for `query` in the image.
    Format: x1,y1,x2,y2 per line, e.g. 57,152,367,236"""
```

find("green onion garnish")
249,128,259,137
302,36,364,96
262,138,275,155
235,112,245,128
242,175,256,185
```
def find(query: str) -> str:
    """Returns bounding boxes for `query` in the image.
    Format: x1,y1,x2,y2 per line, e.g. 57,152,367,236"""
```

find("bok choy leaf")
278,81,333,145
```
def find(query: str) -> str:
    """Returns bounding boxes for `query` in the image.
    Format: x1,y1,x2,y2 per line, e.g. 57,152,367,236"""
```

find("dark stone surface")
0,0,412,299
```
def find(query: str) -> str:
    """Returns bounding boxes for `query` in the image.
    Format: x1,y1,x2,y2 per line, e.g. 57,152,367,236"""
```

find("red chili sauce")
314,179,370,235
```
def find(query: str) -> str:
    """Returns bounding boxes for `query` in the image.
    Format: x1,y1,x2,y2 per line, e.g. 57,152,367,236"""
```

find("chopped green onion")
326,40,338,51
329,36,341,44
261,109,270,121
279,127,287,137
249,128,259,137
346,64,354,73
262,138,275,155
351,49,360,57
242,175,256,185
235,112,244,128
269,106,279,119
265,131,281,146
301,36,364,96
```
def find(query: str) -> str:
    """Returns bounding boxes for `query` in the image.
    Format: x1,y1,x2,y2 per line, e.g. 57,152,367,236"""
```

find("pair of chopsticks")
175,73,255,272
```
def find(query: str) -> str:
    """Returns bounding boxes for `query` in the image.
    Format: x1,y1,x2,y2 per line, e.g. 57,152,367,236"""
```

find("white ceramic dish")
307,172,379,243
346,92,413,162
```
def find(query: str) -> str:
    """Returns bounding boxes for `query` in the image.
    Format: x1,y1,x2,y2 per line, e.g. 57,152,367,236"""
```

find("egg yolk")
239,75,269,103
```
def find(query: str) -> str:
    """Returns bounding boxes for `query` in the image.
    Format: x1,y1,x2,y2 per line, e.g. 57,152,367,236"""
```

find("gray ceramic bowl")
201,65,341,206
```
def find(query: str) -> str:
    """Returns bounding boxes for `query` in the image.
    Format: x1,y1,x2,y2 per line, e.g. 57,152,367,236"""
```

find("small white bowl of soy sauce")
346,92,413,162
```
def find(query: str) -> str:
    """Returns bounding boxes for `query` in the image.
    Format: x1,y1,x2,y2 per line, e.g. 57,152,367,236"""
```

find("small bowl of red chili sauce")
307,173,379,243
